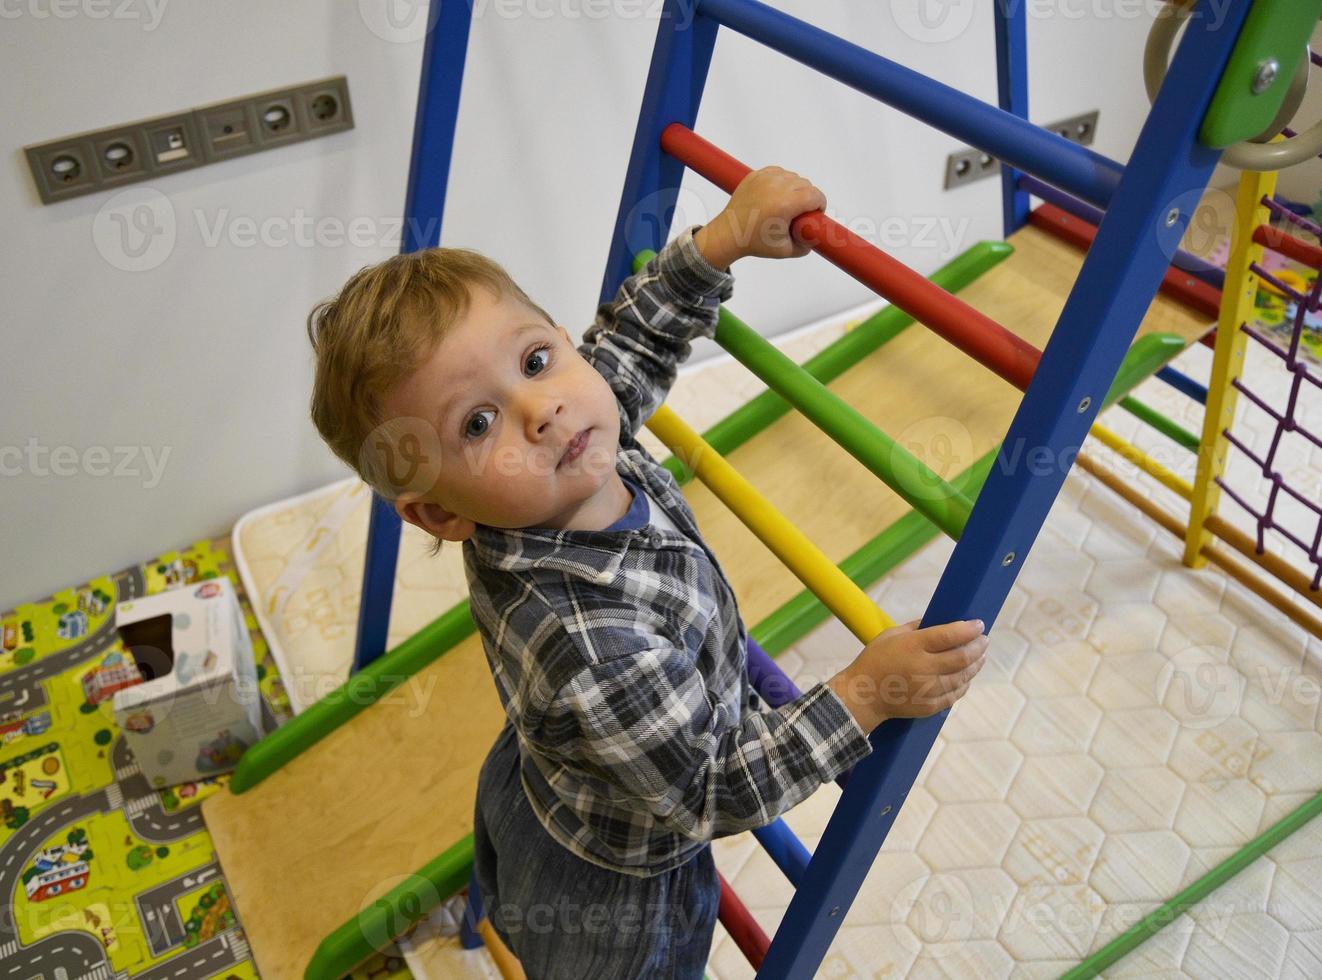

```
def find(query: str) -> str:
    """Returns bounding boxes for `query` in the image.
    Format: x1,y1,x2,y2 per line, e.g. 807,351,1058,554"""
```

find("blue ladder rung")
695,0,1123,209
1156,364,1210,404
752,818,812,887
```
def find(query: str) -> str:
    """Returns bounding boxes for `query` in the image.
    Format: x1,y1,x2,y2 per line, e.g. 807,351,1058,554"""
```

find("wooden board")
202,223,1214,978
203,631,503,979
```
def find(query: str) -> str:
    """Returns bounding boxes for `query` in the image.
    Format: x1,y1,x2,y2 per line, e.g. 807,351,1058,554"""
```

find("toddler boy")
306,167,988,977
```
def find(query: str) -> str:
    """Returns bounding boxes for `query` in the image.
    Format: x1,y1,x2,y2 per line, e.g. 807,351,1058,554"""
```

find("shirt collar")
467,449,654,585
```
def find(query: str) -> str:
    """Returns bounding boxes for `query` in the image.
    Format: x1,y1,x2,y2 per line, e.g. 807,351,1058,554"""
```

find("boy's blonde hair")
307,247,554,546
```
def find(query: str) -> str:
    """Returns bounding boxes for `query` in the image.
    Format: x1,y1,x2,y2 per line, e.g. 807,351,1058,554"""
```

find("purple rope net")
1218,214,1322,591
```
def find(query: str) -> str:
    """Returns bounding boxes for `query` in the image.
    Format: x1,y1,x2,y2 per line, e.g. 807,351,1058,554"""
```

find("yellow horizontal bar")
1088,423,1194,500
645,404,895,642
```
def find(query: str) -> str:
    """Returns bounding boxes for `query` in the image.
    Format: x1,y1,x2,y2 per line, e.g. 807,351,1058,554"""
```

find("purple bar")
1214,475,1269,547
746,636,802,708
1250,262,1308,306
1282,372,1320,450
1262,196,1322,239
1221,427,1320,519
746,635,853,789
1017,173,1226,289
1291,273,1322,362
1277,126,1322,162
1212,473,1318,564
1221,429,1319,520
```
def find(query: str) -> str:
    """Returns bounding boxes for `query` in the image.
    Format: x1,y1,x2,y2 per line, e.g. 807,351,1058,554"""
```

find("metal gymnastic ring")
1143,1,1322,171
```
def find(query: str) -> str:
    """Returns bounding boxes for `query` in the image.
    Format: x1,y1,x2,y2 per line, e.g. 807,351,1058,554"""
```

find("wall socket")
25,76,353,205
943,110,1099,190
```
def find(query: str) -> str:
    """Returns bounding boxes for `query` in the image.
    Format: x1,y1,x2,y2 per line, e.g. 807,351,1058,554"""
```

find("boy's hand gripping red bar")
660,123,1042,391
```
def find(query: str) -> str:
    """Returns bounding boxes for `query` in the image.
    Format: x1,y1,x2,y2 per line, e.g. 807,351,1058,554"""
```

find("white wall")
2,1,1172,608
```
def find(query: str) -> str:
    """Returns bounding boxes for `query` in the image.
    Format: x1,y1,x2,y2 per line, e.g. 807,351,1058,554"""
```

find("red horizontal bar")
660,123,1041,391
1254,223,1322,270
718,870,769,968
1028,202,1222,320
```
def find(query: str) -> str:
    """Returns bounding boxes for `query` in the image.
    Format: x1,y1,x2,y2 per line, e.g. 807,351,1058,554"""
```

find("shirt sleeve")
533,646,874,842
578,224,735,443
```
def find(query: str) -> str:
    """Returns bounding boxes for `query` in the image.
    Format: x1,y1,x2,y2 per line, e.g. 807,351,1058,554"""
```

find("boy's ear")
394,494,476,543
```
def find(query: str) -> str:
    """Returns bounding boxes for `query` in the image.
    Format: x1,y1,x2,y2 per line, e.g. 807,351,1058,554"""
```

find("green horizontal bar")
713,306,973,539
1117,394,1201,451
229,601,477,794
1104,333,1185,405
1061,787,1322,980
631,241,1015,486
307,834,474,980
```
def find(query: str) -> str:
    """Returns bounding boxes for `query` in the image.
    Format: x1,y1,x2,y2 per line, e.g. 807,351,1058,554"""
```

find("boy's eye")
525,345,551,376
464,409,495,439
461,344,552,441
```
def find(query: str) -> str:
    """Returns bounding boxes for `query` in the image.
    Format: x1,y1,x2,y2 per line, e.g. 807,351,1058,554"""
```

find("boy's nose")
522,392,564,440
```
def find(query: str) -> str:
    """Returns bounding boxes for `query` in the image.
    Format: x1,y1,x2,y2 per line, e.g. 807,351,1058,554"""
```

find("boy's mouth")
559,428,591,468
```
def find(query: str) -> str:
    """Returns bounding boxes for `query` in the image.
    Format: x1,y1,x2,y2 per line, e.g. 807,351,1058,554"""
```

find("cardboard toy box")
112,578,264,788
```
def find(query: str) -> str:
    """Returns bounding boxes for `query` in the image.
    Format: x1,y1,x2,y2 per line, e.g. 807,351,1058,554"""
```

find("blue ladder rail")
352,0,476,673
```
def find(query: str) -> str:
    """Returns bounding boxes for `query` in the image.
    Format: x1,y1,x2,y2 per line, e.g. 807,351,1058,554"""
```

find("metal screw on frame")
1252,58,1279,95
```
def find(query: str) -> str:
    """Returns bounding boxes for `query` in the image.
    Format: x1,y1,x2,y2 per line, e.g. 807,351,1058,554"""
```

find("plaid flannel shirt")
463,225,873,877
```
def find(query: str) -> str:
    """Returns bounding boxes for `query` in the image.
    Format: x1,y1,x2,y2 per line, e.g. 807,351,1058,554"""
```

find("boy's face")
384,285,626,541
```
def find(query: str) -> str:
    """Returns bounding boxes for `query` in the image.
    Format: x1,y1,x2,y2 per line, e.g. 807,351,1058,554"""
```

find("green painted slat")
1118,394,1201,451
1061,788,1322,980
306,836,475,979
713,306,973,539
